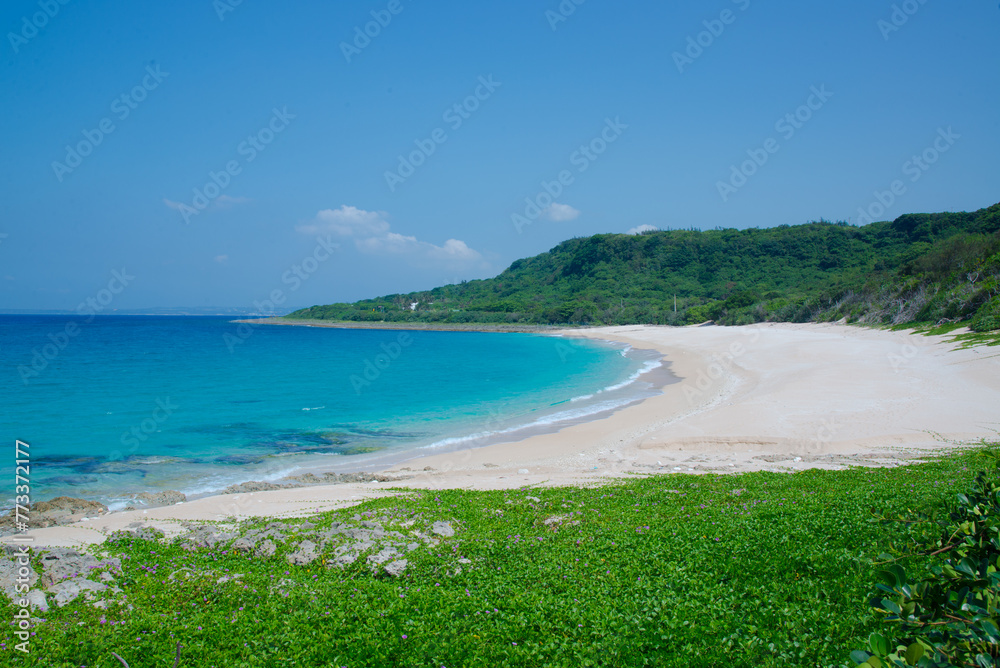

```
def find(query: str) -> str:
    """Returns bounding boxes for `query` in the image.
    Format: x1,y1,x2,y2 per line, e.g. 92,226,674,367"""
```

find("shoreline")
8,322,1000,547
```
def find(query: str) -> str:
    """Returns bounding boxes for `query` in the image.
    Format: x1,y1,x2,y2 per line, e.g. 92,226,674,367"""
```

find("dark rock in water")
42,475,101,486
338,445,384,456
0,496,108,532
35,455,104,472
215,454,268,465
265,438,346,455
131,490,186,507
89,460,151,475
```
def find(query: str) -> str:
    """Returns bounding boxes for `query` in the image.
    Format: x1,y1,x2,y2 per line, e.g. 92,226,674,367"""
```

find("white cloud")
297,205,390,237
429,238,480,261
214,254,229,264
356,232,482,262
299,206,482,265
356,231,418,254
627,224,659,235
543,203,580,222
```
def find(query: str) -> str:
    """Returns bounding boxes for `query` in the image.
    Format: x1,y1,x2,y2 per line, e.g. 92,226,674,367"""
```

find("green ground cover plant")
3,446,997,667
898,322,1000,349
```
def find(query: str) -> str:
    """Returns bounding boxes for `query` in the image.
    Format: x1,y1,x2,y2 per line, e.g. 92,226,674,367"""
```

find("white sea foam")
569,358,661,401
178,464,304,497
421,394,651,451
419,348,665,452
419,393,647,451
105,499,134,513
601,358,662,393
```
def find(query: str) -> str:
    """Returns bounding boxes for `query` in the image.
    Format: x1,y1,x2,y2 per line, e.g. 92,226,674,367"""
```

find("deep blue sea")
0,316,667,508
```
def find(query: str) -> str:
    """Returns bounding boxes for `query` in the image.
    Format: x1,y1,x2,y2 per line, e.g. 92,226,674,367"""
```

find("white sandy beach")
11,322,1000,547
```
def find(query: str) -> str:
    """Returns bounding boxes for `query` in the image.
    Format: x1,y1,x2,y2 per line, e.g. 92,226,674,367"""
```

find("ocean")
0,316,670,509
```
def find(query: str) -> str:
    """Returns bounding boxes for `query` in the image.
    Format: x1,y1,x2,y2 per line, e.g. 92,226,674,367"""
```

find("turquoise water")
0,316,666,507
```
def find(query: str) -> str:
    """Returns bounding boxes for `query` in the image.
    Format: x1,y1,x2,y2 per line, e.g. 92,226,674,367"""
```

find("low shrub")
850,451,1000,667
970,296,1000,332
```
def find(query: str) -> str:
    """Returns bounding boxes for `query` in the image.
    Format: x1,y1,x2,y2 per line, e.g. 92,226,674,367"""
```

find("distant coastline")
234,317,579,334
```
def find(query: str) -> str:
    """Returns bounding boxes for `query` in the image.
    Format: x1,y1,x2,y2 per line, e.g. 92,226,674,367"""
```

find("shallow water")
0,316,669,507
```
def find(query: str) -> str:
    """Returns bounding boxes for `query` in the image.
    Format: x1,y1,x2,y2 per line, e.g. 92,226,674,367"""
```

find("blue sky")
1,0,997,311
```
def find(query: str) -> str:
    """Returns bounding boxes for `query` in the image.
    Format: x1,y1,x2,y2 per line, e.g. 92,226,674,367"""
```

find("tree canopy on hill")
288,203,1000,331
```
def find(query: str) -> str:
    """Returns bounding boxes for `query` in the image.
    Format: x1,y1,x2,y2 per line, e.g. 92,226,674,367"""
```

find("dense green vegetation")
288,203,1000,330
5,446,998,667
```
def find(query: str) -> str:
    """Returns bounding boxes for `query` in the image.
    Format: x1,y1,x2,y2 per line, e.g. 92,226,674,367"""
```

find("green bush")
970,296,1000,332
686,300,724,324
850,451,1000,667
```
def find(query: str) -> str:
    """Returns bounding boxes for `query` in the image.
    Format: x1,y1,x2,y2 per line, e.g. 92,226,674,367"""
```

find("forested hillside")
288,203,1000,331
